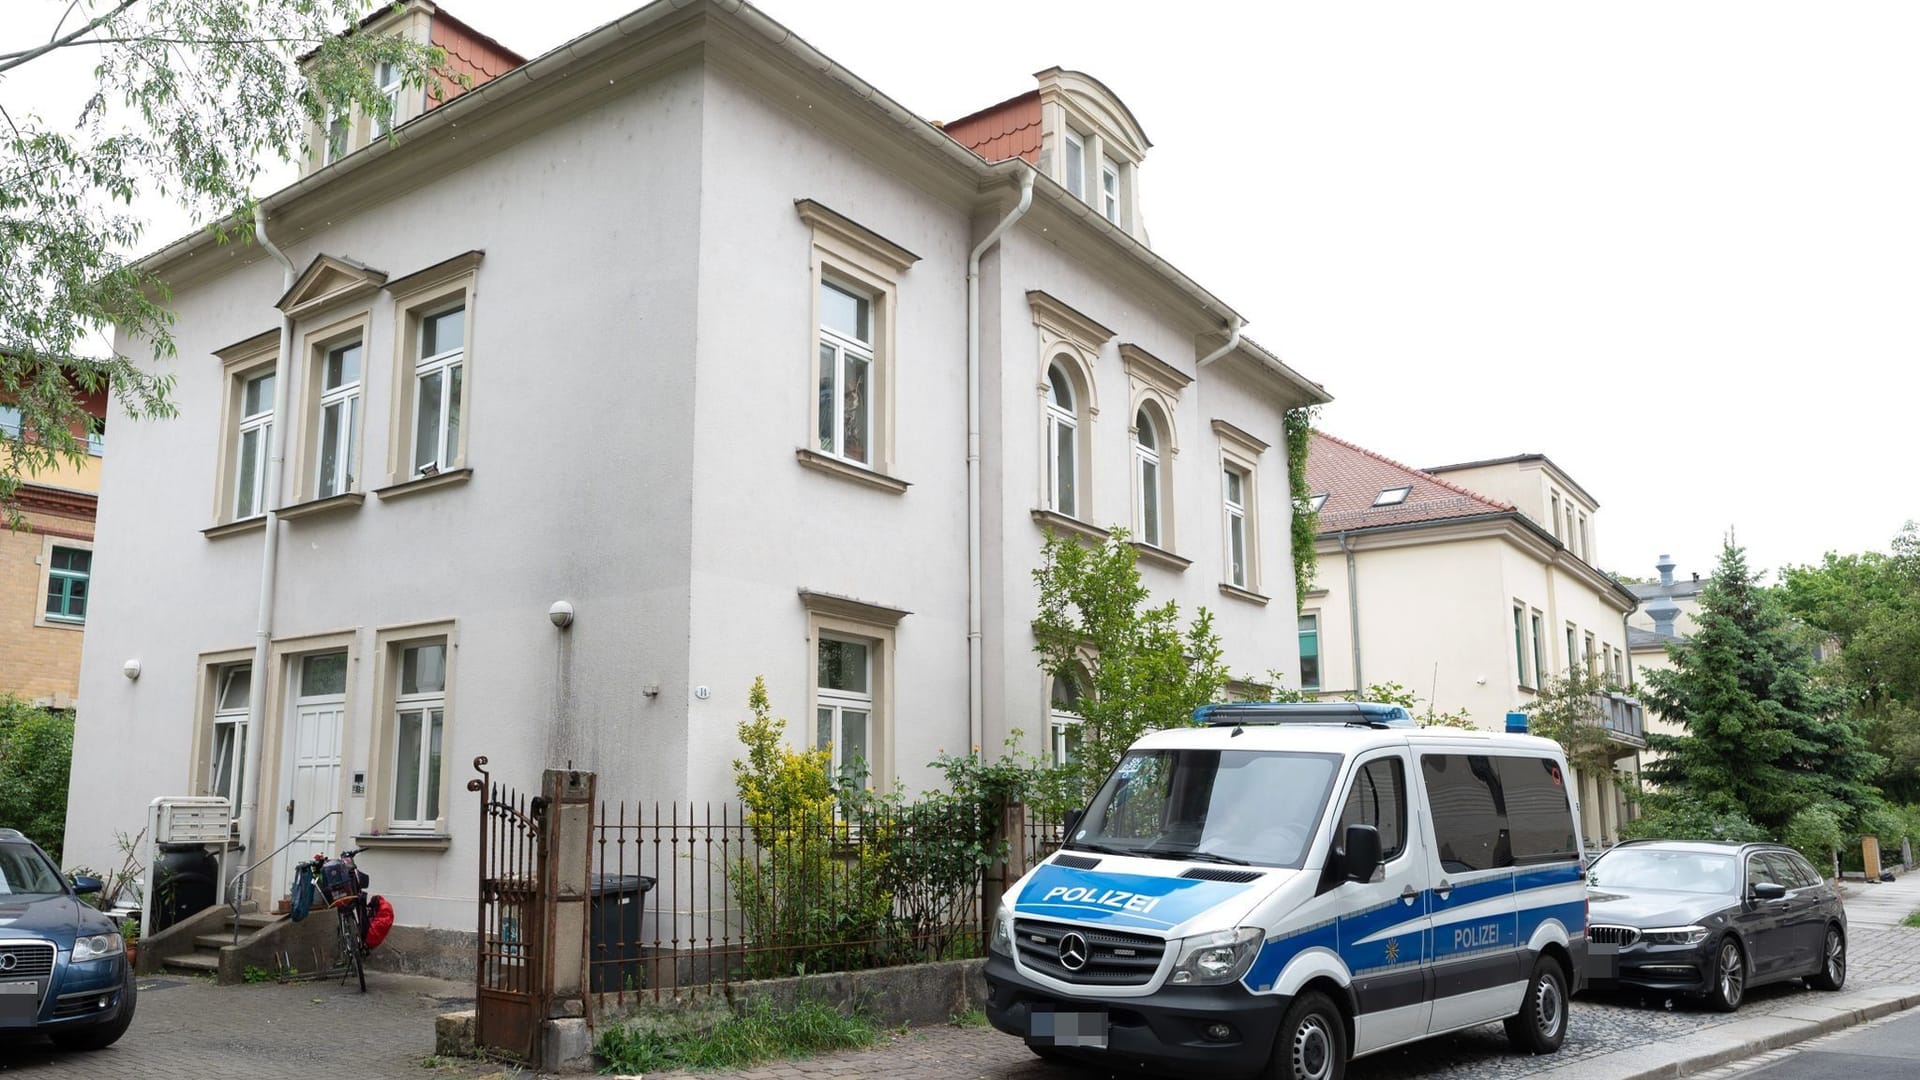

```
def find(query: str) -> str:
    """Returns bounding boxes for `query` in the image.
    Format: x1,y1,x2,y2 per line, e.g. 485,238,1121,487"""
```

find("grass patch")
596,998,878,1074
1902,911,1920,928
950,1008,988,1028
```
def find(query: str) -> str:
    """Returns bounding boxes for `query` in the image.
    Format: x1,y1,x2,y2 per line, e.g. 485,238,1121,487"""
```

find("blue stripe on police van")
1514,863,1585,890
1013,864,1253,931
1518,899,1587,943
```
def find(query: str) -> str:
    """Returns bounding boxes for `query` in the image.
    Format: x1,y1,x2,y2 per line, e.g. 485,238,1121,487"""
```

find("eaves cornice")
1314,511,1638,612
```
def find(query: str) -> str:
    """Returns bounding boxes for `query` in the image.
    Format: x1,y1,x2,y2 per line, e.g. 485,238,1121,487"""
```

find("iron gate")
468,756,550,1064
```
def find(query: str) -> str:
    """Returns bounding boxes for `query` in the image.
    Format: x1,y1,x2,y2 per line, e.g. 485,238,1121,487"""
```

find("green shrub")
1620,803,1769,844
595,998,876,1074
1782,804,1847,867
0,697,74,859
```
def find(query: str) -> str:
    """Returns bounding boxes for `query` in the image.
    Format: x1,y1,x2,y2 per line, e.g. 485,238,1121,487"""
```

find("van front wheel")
1504,955,1568,1054
1270,991,1346,1080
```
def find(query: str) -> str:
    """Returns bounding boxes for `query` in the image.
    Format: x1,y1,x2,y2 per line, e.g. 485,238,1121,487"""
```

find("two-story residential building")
0,389,108,708
64,0,1329,962
1301,433,1642,845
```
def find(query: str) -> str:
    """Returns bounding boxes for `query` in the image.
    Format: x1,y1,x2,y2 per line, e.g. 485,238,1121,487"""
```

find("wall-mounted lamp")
548,600,575,629
123,659,142,681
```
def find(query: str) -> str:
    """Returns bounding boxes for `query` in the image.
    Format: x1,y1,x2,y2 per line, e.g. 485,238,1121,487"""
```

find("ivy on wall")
1284,406,1320,612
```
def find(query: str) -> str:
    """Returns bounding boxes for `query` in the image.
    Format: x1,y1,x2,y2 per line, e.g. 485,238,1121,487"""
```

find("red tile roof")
1306,431,1513,533
940,90,1042,164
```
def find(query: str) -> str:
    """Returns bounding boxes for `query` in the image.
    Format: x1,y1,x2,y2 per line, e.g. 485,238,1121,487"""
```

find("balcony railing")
1591,691,1645,749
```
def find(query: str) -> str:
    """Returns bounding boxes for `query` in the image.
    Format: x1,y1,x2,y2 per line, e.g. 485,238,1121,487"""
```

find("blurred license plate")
0,980,39,1026
1589,942,1618,979
1031,1009,1107,1048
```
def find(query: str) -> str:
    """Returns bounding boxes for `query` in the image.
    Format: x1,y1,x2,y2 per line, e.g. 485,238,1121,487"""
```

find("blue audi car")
0,828,136,1050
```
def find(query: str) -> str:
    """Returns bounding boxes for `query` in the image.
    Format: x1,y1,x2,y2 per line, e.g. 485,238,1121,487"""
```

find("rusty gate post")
542,769,595,1022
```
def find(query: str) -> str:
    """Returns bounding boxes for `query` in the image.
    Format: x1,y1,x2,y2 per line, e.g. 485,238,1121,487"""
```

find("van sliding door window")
1421,754,1512,873
1494,756,1577,864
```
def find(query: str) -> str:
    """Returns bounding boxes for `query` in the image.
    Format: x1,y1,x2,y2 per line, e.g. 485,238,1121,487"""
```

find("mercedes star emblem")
0,953,15,973
1058,932,1090,972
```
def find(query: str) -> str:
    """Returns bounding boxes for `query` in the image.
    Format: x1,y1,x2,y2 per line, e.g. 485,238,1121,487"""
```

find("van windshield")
1069,749,1342,869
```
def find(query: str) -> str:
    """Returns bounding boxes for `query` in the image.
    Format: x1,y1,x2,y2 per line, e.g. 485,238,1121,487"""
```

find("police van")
985,703,1587,1080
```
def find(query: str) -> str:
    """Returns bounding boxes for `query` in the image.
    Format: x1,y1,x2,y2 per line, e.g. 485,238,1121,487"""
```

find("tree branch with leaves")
1,0,446,523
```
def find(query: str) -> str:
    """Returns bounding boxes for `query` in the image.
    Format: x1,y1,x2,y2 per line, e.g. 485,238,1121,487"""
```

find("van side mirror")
1062,808,1083,837
69,875,103,896
1751,881,1787,901
1340,824,1383,883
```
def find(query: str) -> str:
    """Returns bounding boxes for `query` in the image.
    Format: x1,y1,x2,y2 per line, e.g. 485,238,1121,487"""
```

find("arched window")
1049,664,1086,765
1134,407,1162,547
1045,364,1079,516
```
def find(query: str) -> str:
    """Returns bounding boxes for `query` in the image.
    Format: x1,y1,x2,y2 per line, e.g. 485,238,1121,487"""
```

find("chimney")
1656,554,1676,588
1647,595,1681,637
1692,572,1699,584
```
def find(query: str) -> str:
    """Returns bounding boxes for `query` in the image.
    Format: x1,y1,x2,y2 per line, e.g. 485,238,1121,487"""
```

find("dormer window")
1064,129,1086,199
1100,157,1121,224
1373,486,1411,507
376,61,403,136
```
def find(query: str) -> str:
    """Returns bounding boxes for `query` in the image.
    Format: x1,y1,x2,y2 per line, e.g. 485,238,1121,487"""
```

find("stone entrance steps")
159,910,285,976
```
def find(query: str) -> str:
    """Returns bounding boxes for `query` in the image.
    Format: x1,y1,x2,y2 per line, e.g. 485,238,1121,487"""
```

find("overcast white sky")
6,1,1914,580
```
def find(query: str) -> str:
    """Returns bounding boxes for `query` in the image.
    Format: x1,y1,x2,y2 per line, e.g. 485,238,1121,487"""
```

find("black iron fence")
585,799,1040,1006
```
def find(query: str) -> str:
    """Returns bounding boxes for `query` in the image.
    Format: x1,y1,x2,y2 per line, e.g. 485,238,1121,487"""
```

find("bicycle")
305,848,371,993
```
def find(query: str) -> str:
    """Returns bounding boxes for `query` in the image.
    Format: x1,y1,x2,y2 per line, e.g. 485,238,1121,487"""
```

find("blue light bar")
1192,702,1416,728
1506,711,1530,733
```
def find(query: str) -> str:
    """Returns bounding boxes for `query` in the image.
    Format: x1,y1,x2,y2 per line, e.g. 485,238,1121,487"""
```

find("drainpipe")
967,166,1036,756
1195,317,1244,367
1340,530,1363,693
234,203,296,900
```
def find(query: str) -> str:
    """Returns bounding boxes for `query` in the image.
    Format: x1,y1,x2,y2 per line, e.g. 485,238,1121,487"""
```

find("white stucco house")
64,0,1330,960
1300,434,1644,845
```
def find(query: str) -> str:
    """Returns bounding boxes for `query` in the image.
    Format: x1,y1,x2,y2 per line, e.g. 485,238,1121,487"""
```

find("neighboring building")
66,0,1329,956
1625,554,1702,742
1302,433,1643,846
0,389,107,708
303,0,524,173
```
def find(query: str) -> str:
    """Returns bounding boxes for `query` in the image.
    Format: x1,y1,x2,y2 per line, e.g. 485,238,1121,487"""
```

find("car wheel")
1504,954,1569,1054
1807,926,1846,991
1706,937,1745,1012
1270,991,1346,1080
48,967,137,1051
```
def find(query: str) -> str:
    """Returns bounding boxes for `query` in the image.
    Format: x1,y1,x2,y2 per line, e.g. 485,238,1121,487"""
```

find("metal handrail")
227,810,342,945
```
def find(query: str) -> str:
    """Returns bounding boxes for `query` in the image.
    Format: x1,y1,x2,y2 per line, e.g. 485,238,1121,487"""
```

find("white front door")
276,652,347,893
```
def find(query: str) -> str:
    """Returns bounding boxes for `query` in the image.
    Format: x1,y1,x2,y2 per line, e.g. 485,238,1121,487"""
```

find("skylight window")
1297,493,1328,514
1373,486,1412,507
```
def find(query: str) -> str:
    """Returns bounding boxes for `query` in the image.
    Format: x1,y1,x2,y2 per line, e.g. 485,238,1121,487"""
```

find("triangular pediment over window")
275,254,389,318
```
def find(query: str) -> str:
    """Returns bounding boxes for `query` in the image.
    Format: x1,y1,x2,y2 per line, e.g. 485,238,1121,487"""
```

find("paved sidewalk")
1688,1003,1920,1080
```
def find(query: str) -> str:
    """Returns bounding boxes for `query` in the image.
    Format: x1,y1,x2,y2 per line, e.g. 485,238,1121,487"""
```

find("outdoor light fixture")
122,659,141,680
548,600,575,629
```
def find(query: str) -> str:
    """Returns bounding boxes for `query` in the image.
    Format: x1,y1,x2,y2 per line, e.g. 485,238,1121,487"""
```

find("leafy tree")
0,697,75,858
1641,539,1882,834
1520,669,1622,777
1,1,446,521
1032,528,1229,804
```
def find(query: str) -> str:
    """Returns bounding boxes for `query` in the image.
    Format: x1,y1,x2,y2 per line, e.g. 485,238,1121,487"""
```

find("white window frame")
1048,664,1087,765
1063,128,1086,199
411,304,465,477
1100,156,1121,224
324,109,349,165
0,403,20,438
208,664,251,808
375,61,403,136
817,278,876,465
1531,610,1547,690
815,634,875,786
385,253,483,488
1133,407,1163,547
1374,485,1412,507
390,640,448,831
1514,603,1532,689
1046,363,1081,518
314,339,362,499
234,368,275,519
1224,464,1250,589
796,202,914,484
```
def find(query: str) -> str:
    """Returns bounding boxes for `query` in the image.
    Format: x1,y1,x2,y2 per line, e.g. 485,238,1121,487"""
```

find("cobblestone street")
0,882,1913,1079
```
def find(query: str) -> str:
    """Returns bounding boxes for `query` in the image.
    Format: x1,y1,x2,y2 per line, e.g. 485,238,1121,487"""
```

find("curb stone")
1530,986,1920,1080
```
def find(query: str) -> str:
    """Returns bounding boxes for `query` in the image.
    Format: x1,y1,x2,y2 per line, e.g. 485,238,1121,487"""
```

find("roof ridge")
1310,430,1514,513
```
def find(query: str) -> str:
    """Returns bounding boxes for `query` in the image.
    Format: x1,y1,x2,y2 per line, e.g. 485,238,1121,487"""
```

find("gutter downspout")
234,204,296,903
967,166,1036,755
1340,530,1362,693
1195,317,1244,367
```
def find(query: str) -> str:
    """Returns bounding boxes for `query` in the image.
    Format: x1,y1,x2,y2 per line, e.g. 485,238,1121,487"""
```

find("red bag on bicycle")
363,895,395,951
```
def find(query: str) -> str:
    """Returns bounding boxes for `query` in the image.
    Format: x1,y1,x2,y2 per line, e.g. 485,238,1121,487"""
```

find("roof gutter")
234,203,296,900
965,166,1037,754
1195,317,1243,367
